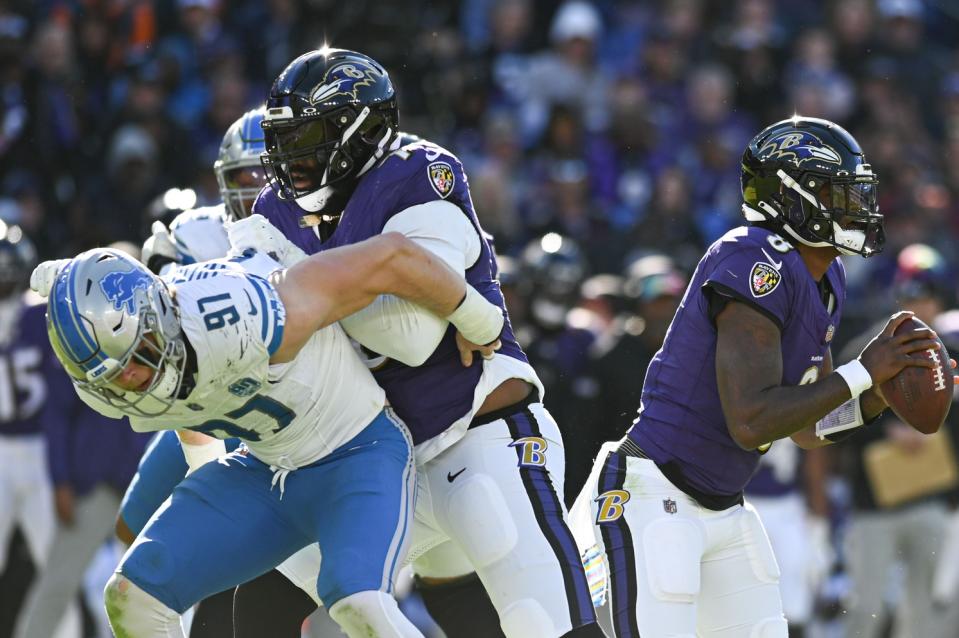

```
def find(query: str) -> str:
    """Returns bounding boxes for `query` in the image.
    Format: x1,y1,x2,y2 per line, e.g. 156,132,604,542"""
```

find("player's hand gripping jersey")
627,225,845,501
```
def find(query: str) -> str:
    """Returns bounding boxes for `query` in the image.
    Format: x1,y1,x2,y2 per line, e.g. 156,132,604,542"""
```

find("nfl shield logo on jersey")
427,161,455,198
663,498,678,514
750,262,781,298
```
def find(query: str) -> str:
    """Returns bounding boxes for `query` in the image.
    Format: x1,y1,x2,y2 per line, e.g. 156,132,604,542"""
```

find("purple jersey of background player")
627,225,846,498
1,299,147,493
1,301,59,436
252,136,527,443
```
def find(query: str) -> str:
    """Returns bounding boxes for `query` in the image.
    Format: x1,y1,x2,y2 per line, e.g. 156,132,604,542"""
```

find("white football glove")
30,259,70,297
141,220,179,274
226,213,308,267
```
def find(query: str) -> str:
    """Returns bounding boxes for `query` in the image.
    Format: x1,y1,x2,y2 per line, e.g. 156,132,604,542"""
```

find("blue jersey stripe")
247,276,284,356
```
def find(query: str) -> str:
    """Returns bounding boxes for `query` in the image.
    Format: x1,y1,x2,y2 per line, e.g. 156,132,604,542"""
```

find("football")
878,317,954,434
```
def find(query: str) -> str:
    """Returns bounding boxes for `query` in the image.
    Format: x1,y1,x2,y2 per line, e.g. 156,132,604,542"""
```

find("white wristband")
835,359,873,399
446,286,504,346
181,438,227,475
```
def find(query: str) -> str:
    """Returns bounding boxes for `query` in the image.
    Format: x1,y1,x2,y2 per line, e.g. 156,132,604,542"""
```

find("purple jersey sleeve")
704,233,795,329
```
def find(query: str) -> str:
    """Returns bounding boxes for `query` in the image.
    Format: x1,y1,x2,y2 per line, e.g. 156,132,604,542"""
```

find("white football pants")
570,442,788,638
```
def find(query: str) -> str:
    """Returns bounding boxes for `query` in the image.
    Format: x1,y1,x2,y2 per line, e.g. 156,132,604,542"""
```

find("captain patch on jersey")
750,261,781,297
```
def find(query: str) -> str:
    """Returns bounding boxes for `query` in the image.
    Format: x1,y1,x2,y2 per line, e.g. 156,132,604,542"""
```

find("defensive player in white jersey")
34,231,505,638
118,106,268,638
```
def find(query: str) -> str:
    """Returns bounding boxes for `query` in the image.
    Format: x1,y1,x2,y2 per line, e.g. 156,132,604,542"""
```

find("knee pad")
445,475,518,569
328,590,422,638
118,537,184,611
499,598,558,638
104,573,183,637
750,616,789,638
642,518,703,604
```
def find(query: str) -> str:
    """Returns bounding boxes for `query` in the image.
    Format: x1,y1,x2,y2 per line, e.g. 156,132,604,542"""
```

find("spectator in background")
562,255,688,501
512,0,610,146
836,243,955,638
785,28,855,122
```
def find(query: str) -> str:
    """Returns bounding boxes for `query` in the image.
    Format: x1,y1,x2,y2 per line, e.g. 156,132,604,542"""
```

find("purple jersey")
0,299,58,437
253,136,528,444
628,226,845,500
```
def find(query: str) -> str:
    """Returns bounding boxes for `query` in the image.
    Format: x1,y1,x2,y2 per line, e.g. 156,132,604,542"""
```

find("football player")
568,117,949,637
230,48,605,638
0,224,81,638
119,106,268,638
32,230,505,638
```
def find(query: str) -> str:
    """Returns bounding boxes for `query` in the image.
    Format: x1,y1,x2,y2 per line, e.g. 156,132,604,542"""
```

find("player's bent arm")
338,201,482,366
719,305,939,450
716,301,861,450
270,232,502,363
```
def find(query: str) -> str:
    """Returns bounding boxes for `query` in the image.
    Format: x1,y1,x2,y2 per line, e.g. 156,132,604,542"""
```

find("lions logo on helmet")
100,271,153,315
758,131,842,167
310,62,386,105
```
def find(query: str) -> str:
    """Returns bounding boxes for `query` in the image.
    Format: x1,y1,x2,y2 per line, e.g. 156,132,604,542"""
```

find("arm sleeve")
339,201,481,366
382,200,482,273
703,247,792,330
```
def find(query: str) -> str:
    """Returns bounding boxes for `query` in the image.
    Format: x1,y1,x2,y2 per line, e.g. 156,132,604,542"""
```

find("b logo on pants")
595,490,630,524
509,436,548,467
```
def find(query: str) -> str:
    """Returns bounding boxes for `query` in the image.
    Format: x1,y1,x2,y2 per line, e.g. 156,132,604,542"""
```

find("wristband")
446,286,504,346
834,359,873,399
181,437,227,475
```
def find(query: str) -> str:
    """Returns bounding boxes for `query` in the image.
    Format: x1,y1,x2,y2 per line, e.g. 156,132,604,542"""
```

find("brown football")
878,316,954,434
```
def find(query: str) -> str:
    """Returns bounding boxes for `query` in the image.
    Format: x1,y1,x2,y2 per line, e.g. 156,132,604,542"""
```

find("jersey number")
187,395,295,441
0,347,45,423
197,293,239,331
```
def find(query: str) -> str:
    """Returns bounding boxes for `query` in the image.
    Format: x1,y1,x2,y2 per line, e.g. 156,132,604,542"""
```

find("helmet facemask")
772,166,884,257
261,104,396,216
76,284,188,418
214,107,268,221
216,164,267,220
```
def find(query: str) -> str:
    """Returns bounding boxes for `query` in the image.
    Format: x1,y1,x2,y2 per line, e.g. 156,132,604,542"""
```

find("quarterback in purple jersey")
229,48,604,638
570,117,947,637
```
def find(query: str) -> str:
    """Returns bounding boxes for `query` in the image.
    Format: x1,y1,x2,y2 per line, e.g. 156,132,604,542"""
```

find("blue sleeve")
119,433,242,536
119,431,187,536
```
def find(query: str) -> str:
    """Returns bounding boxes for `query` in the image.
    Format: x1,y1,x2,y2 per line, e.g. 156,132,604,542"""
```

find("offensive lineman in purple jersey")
229,48,604,638
569,117,951,637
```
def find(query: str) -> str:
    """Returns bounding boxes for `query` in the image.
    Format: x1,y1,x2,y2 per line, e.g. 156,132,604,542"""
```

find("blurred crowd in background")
2,0,959,636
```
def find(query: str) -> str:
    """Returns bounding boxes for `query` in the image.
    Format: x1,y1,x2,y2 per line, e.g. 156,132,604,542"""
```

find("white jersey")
128,254,386,468
169,205,232,265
